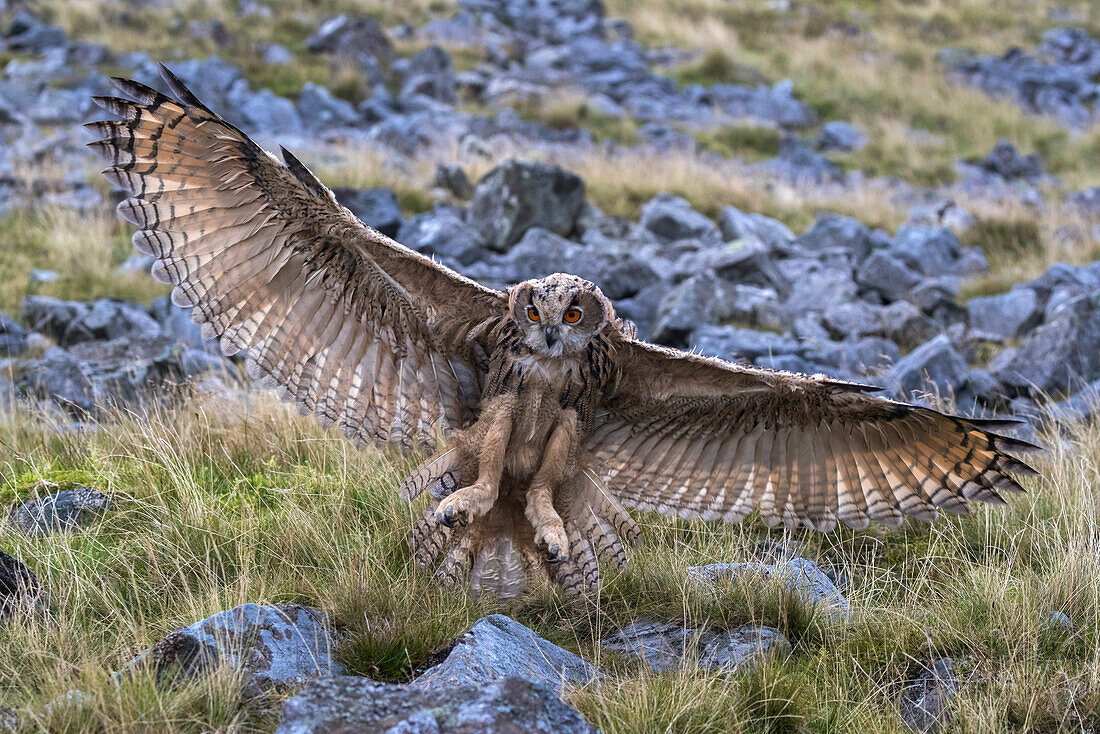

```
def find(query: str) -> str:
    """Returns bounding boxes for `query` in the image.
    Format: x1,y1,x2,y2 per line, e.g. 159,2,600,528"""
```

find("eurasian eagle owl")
88,67,1039,599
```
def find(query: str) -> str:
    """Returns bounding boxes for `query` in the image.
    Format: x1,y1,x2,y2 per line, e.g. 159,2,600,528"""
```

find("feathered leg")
525,410,576,563
435,396,513,528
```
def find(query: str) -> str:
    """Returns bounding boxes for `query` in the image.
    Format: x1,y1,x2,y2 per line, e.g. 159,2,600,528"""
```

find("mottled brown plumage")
89,66,1040,600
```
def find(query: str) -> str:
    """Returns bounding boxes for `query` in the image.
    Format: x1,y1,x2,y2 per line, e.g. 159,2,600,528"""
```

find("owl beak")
544,326,559,348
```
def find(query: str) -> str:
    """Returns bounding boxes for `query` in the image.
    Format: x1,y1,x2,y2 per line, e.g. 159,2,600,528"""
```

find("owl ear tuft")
507,282,534,322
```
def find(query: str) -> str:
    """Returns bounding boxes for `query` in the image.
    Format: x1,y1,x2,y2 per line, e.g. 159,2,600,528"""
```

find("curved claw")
436,506,459,529
545,544,565,564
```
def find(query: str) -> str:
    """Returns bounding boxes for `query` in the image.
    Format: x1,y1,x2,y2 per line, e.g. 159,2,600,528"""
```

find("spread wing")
588,336,1040,531
86,66,506,452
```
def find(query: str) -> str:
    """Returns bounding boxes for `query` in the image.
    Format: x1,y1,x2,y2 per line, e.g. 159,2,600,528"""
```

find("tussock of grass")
0,207,167,315
0,381,1096,731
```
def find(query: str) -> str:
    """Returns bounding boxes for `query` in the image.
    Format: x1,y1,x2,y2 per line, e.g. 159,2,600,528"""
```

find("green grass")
0,387,1095,732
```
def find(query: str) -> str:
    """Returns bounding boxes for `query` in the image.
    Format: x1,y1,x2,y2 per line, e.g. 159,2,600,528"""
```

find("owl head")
508,273,613,357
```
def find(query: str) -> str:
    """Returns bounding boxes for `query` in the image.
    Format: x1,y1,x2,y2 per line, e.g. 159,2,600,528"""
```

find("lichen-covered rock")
412,615,597,696
602,621,789,673
689,557,849,619
11,487,112,536
122,603,345,695
275,675,597,734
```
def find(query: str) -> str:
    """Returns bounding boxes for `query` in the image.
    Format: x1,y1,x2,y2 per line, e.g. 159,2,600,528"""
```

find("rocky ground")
0,0,1099,732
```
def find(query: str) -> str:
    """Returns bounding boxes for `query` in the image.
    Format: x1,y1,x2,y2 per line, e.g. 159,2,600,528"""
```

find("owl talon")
545,544,564,564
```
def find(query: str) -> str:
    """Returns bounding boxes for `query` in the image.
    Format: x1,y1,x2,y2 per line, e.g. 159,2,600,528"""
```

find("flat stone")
602,620,790,673
122,603,345,694
689,557,849,619
412,615,597,696
11,487,112,536
275,675,597,734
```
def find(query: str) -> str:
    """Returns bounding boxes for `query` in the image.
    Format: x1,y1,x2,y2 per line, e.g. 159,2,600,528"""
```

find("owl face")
509,274,611,357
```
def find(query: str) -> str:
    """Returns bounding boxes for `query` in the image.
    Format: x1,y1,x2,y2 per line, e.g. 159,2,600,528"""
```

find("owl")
87,67,1039,599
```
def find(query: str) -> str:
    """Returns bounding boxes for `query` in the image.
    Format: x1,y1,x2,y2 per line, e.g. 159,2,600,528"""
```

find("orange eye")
526,306,541,322
563,307,582,324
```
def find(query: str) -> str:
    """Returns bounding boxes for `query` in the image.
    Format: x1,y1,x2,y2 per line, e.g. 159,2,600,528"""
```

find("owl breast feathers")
87,66,1040,599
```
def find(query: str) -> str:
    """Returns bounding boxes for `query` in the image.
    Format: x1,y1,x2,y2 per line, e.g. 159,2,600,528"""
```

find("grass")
0,376,1096,732
0,207,167,316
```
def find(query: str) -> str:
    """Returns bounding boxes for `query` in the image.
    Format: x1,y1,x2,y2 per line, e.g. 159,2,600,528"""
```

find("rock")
333,187,403,238
796,213,872,258
814,121,866,152
1044,379,1100,423
718,206,795,249
298,82,360,128
398,205,489,266
412,615,597,696
400,45,457,105
691,325,800,362
966,288,1041,341
3,10,65,53
689,557,849,619
132,56,245,119
11,487,112,537
949,29,1100,128
1066,187,1100,216
261,43,295,65
640,194,721,242
0,548,39,621
432,164,474,199
1046,610,1074,631
495,227,658,300
117,252,157,274
906,199,974,234
229,87,302,133
653,272,722,347
30,269,59,283
821,301,883,339
883,334,969,400
889,226,967,277
977,139,1045,182
759,137,842,184
470,160,586,251
305,15,396,66
899,658,957,733
856,251,921,301
602,621,789,673
123,603,345,694
275,675,597,734
0,312,26,357
994,293,1100,396
23,297,161,347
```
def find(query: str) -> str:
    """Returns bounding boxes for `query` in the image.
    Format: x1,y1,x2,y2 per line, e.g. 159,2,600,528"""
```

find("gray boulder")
276,675,596,734
0,312,26,358
882,334,969,400
856,251,921,302
4,10,66,53
229,86,301,133
889,226,967,277
814,120,866,152
305,15,396,65
899,659,957,733
821,301,884,339
717,206,795,250
11,487,112,537
496,228,659,300
640,194,721,243
692,325,800,363
966,288,1041,341
689,557,849,619
432,164,475,199
400,45,457,104
298,82,360,128
398,205,489,266
412,615,597,696
470,160,586,251
978,139,1045,182
1066,187,1100,215
0,549,39,622
653,272,722,346
123,603,345,694
334,186,403,238
795,213,872,258
602,621,789,673
993,293,1100,396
